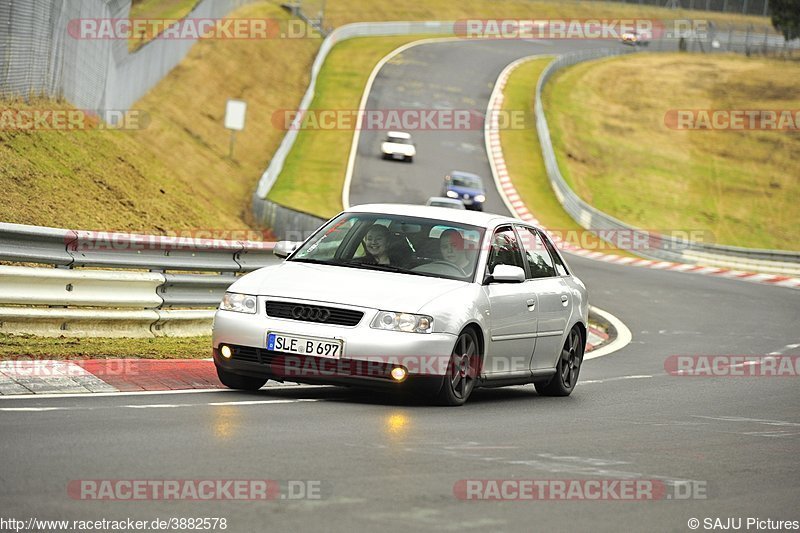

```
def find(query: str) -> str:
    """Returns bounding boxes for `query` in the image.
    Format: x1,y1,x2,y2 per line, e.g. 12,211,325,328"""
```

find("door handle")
526,299,536,310
560,294,569,306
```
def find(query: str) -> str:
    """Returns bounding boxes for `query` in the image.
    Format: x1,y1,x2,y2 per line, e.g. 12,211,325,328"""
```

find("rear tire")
216,366,267,391
534,327,583,397
437,329,480,406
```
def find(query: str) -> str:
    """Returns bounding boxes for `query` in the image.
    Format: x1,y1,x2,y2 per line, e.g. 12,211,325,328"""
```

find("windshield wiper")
289,258,331,265
337,260,410,274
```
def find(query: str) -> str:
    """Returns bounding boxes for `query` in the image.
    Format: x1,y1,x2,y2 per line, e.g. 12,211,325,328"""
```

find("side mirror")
273,241,301,259
488,264,525,283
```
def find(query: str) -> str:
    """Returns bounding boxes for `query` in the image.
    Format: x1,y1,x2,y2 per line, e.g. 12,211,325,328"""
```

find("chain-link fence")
600,0,772,17
0,0,252,121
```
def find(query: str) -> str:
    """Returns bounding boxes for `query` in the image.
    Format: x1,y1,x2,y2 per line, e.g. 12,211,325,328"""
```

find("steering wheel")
417,260,467,277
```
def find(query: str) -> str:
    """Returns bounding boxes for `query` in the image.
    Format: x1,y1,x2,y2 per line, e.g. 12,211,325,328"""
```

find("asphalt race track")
2,39,798,532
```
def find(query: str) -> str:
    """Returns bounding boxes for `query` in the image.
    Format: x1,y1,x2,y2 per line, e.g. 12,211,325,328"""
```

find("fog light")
390,366,408,382
220,345,233,359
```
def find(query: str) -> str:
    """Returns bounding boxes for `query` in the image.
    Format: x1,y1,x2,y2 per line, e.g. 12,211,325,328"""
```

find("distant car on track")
212,204,589,406
621,30,650,46
426,196,466,209
442,170,486,211
381,131,416,162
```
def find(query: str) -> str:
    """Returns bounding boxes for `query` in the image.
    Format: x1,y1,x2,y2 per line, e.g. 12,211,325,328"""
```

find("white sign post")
224,99,247,159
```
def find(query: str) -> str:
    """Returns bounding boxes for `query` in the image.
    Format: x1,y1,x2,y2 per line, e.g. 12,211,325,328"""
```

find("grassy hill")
545,53,799,250
0,0,776,235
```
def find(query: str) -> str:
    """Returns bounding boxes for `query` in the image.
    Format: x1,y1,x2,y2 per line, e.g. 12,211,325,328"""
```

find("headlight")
475,194,486,203
446,190,459,198
371,311,433,334
220,292,258,314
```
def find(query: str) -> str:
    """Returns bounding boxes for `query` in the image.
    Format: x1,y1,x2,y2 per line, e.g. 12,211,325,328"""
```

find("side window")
518,226,556,279
487,227,525,274
540,230,569,276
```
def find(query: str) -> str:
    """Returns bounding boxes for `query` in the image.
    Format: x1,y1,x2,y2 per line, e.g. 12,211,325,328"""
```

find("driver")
439,229,472,272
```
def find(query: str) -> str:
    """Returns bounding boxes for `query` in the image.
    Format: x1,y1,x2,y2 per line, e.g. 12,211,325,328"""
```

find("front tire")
535,327,583,397
437,329,480,406
216,366,267,391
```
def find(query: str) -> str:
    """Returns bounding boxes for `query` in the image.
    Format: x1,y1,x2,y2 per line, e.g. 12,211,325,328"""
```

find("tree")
770,0,800,41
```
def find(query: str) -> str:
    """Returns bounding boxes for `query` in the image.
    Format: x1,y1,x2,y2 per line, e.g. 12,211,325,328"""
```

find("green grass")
128,0,200,50
0,2,321,234
0,334,211,359
267,35,443,219
2,1,781,234
499,57,636,258
544,53,800,250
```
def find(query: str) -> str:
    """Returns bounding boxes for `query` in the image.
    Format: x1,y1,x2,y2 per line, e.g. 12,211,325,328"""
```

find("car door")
517,226,573,371
482,226,538,375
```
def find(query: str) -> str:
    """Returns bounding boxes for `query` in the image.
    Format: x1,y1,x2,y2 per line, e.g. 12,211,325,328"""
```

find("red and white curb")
0,333,611,396
485,56,800,291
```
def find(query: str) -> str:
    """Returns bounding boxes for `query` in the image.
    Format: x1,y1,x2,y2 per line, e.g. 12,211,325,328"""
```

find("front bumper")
212,308,457,386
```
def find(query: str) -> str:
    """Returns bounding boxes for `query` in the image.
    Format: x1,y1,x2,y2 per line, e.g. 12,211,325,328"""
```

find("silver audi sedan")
212,204,589,405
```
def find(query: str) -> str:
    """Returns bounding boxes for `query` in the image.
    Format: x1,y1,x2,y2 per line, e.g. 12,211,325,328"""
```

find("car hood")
230,261,466,312
447,184,484,196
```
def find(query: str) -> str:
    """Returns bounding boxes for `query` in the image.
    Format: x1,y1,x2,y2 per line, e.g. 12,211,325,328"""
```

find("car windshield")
386,135,411,144
290,212,485,282
450,174,482,189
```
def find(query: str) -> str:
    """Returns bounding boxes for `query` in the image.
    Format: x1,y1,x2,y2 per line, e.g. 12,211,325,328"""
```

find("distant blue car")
442,171,486,211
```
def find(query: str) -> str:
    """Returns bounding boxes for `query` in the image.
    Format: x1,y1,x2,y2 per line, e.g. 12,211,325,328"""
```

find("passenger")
439,229,471,272
361,224,393,265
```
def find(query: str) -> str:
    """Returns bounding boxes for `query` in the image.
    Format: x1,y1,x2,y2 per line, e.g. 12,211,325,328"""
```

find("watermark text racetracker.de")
271,108,530,131
67,479,330,501
0,109,148,131
68,18,318,41
665,356,800,377
454,479,707,501
0,358,140,379
453,18,710,39
664,109,799,131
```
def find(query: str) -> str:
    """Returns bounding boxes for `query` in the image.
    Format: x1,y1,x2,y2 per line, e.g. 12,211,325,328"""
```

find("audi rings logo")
291,306,331,322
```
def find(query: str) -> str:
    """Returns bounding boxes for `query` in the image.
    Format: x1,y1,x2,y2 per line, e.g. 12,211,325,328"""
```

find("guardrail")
0,223,279,337
534,48,800,275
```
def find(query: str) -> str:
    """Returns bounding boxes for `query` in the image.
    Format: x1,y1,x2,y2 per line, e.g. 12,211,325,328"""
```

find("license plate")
267,332,342,359
392,153,404,159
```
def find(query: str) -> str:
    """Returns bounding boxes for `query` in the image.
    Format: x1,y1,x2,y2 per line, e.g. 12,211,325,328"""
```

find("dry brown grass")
545,53,800,250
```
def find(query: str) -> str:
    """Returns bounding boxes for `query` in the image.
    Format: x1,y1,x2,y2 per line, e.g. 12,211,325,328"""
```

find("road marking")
692,416,800,427
125,403,194,409
580,375,652,385
1,398,320,413
0,384,316,401
207,399,318,406
584,306,633,360
0,407,67,412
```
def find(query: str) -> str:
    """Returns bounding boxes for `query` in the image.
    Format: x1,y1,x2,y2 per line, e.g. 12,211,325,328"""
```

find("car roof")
426,196,464,205
386,131,411,139
346,203,520,228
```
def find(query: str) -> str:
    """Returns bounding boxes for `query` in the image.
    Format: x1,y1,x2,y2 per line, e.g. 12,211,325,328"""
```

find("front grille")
230,345,261,363
265,301,363,326
228,345,393,380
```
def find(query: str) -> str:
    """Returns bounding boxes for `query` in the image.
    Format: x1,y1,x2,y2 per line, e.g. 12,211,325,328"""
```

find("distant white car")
426,197,466,210
381,131,416,162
